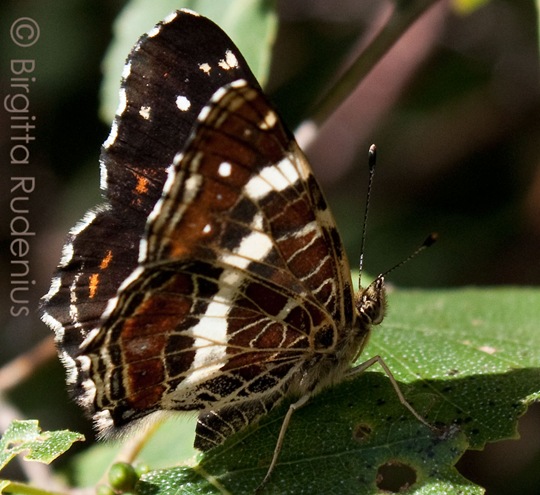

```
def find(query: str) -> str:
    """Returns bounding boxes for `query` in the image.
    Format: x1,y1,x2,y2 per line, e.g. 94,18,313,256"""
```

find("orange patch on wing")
89,273,99,298
135,175,149,194
100,250,113,269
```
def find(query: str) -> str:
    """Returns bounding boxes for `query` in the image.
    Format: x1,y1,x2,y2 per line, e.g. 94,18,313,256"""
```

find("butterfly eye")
356,277,387,325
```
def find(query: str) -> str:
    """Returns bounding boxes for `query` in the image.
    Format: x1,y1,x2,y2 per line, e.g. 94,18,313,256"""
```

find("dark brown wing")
42,10,261,357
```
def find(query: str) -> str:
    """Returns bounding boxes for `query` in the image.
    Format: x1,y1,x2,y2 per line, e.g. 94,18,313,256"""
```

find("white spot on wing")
218,161,232,177
184,174,202,202
139,105,151,119
99,159,108,190
117,87,127,115
277,156,302,182
221,270,242,288
176,95,191,111
147,163,176,223
94,409,114,435
226,50,239,68
178,291,233,389
138,237,148,262
122,61,132,80
245,174,272,199
199,63,211,74
61,351,78,384
218,50,239,70
42,276,61,304
180,8,200,17
259,110,278,130
170,153,182,167
252,212,264,230
163,11,179,24
197,104,211,123
231,79,247,89
144,162,190,258
222,214,273,270
275,299,298,321
59,242,74,267
103,120,118,149
71,210,98,237
172,272,245,395
121,265,146,292
245,157,300,200
189,304,228,367
147,25,161,38
98,291,116,320
76,355,97,406
196,83,235,123
68,273,82,330
41,312,62,339
79,327,101,350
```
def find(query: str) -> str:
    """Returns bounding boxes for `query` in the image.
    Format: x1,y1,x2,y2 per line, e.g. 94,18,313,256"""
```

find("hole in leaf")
376,460,417,492
352,423,372,443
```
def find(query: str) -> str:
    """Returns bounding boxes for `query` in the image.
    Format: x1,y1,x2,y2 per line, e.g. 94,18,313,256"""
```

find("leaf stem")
311,0,442,127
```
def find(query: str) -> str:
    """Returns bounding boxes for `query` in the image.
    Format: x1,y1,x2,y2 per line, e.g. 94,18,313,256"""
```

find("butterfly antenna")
358,144,377,289
377,232,438,281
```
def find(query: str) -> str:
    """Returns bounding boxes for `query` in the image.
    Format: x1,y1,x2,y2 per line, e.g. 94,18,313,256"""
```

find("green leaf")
133,288,539,494
0,420,84,472
99,0,277,123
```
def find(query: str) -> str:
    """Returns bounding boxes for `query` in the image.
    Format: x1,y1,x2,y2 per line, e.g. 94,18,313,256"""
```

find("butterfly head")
355,276,387,326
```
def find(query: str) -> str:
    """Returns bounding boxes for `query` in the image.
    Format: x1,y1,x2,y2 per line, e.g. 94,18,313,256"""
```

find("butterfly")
41,8,430,489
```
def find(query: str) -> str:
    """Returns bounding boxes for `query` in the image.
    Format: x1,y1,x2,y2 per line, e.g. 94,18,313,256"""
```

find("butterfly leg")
256,393,311,492
348,355,432,428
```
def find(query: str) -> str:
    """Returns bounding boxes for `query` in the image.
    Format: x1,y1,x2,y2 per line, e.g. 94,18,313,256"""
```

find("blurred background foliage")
0,0,539,493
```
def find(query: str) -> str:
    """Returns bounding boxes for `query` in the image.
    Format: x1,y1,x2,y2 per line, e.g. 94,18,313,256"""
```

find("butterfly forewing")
42,11,260,355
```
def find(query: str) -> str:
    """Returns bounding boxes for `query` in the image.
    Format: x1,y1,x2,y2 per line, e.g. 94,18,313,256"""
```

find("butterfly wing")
42,10,261,375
